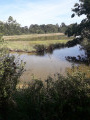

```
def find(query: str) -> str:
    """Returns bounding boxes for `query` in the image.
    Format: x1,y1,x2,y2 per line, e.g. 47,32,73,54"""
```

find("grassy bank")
2,33,73,53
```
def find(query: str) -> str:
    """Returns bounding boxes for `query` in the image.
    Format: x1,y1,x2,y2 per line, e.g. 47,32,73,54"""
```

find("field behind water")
2,33,73,52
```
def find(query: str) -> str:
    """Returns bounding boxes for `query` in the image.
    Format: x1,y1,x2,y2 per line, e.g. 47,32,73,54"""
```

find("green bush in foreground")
0,55,24,120
0,37,24,120
7,71,90,120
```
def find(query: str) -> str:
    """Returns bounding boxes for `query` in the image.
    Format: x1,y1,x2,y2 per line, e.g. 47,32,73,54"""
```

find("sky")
0,0,85,27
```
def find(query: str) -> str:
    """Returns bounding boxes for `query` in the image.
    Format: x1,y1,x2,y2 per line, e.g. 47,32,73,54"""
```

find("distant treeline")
0,16,69,35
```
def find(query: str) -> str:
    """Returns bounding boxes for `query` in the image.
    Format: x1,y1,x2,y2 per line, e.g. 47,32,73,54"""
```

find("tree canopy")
65,0,90,39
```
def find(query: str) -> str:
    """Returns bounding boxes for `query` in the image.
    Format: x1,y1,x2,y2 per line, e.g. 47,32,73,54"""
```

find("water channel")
12,45,86,82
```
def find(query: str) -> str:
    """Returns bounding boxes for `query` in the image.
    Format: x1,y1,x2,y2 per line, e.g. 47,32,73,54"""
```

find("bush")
8,71,90,120
0,40,24,119
34,45,45,53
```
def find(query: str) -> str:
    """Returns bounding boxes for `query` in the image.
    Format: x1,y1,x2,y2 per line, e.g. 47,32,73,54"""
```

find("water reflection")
12,45,86,82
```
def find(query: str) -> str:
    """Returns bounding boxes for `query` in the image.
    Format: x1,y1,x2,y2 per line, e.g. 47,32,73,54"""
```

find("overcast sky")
0,0,85,27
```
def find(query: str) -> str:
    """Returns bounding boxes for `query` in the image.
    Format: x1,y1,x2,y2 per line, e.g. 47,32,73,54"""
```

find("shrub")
9,71,90,120
0,38,24,119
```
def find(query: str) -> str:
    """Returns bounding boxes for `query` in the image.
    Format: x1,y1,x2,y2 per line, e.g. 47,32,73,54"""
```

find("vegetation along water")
0,0,90,120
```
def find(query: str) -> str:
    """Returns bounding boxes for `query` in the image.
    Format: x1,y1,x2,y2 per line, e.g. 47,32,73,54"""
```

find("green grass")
2,33,73,52
5,40,68,51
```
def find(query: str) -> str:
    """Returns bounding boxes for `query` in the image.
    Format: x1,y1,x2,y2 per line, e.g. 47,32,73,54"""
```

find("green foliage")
0,39,24,119
72,0,90,18
0,17,68,35
65,23,79,37
29,24,60,34
60,23,68,33
0,16,21,35
7,71,90,120
34,45,45,53
65,0,90,39
0,55,24,100
34,43,65,54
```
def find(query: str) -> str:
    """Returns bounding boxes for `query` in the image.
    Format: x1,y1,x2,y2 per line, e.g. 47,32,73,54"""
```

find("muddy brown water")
11,45,86,83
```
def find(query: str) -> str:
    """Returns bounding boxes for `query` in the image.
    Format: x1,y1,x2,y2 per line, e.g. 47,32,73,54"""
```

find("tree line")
0,16,68,35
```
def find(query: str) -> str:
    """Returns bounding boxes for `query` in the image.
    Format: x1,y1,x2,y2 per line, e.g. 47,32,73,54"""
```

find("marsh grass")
2,33,72,52
3,33,65,40
3,35,73,41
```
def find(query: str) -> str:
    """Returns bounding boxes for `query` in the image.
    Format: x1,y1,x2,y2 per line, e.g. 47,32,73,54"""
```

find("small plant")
34,45,45,53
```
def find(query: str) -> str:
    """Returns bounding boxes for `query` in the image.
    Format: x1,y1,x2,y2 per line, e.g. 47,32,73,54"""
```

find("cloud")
0,0,85,26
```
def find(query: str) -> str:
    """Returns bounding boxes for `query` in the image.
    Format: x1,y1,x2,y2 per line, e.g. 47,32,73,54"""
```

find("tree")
66,0,90,39
60,22,66,27
8,16,14,23
65,23,78,37
60,23,68,33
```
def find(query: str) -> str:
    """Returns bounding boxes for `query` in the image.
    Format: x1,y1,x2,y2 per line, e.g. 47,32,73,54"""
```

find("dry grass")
67,65,90,79
3,33,64,40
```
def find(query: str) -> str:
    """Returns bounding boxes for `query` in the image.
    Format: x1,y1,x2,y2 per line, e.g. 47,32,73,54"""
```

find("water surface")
13,45,86,82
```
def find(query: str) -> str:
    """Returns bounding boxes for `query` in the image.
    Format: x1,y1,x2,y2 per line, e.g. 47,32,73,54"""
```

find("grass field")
3,33,64,40
2,33,73,52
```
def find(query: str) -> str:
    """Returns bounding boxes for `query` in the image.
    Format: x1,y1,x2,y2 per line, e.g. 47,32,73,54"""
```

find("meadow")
2,33,73,52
